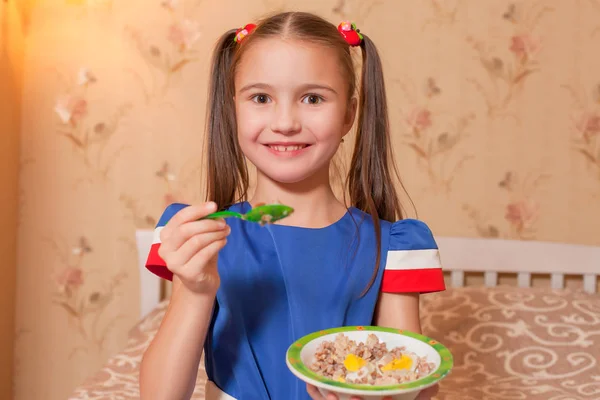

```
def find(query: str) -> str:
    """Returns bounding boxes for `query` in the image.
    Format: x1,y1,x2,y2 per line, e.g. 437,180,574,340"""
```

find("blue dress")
145,202,445,400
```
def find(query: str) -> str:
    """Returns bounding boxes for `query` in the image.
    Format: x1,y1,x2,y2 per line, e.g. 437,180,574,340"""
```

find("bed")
70,231,600,400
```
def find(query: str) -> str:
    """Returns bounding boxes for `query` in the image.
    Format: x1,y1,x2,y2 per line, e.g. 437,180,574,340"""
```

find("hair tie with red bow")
235,23,257,43
337,21,363,46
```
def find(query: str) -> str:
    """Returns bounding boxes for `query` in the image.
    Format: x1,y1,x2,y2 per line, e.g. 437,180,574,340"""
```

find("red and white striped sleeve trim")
146,226,173,281
145,203,190,281
381,248,445,293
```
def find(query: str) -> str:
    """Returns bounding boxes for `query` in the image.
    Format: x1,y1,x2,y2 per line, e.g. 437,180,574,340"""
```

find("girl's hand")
306,383,438,400
158,202,230,294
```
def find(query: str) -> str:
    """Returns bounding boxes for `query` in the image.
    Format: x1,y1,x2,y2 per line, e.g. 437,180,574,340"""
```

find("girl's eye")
302,94,323,105
252,94,270,104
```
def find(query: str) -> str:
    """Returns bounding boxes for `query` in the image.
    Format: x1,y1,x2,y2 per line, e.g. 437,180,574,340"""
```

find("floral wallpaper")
10,0,600,399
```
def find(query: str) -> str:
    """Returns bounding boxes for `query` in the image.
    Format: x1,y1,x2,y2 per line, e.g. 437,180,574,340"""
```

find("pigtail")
205,29,249,209
348,34,403,295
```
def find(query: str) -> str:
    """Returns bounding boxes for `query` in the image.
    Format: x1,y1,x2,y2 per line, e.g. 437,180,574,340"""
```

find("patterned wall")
12,0,600,399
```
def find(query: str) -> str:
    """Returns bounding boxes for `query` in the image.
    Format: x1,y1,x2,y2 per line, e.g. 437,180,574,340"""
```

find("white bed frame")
135,230,600,319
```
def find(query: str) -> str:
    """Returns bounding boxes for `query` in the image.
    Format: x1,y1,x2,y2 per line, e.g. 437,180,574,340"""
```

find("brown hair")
204,11,403,294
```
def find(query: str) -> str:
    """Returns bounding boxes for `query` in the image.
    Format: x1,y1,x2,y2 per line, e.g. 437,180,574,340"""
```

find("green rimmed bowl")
286,326,453,400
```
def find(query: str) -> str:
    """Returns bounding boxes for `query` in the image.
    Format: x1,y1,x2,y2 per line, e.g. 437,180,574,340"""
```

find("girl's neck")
249,170,347,228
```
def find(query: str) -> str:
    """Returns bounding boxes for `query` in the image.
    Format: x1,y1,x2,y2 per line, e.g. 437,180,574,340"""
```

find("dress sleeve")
145,203,190,282
381,219,446,294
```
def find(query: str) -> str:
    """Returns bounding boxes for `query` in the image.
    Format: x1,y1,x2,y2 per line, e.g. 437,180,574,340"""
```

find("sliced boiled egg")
380,354,414,372
343,354,366,372
346,362,376,382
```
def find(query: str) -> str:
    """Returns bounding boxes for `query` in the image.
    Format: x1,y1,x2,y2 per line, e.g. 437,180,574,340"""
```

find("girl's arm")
140,202,228,399
374,292,421,332
139,278,216,400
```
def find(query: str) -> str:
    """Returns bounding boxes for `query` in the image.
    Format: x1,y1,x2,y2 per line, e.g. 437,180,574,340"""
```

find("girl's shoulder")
345,208,437,249
342,209,444,293
382,217,444,294
388,218,438,251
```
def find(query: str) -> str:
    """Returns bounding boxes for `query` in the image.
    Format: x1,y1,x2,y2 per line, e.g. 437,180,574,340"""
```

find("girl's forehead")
243,37,329,57
235,38,347,88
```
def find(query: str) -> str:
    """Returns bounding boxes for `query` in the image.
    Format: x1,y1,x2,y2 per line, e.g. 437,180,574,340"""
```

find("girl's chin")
258,170,315,184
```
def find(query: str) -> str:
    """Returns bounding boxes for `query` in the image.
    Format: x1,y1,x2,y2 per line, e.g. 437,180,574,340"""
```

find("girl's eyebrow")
238,83,273,93
298,83,338,95
238,82,338,95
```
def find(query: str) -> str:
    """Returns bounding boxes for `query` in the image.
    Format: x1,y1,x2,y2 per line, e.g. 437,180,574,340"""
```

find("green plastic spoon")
202,203,294,226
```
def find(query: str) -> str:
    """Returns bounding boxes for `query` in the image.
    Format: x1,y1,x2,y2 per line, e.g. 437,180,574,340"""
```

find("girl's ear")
343,97,358,136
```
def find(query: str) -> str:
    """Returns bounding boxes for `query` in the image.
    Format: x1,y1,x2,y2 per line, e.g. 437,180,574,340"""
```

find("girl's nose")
270,103,301,135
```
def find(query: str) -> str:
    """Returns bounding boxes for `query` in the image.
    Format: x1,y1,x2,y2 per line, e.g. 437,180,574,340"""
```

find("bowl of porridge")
286,326,453,400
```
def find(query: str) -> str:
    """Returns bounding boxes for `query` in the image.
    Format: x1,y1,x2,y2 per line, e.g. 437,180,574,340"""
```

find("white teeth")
269,145,306,152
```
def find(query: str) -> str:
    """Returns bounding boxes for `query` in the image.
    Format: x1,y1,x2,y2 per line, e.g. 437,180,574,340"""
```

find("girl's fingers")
170,202,218,227
160,203,218,242
163,219,227,254
166,227,230,268
177,238,228,276
306,384,325,400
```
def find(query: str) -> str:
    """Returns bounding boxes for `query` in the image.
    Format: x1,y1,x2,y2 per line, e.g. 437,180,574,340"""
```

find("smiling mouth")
265,144,311,152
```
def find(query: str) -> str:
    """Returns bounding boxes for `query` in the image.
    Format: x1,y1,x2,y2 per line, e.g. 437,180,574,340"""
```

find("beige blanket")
70,287,600,399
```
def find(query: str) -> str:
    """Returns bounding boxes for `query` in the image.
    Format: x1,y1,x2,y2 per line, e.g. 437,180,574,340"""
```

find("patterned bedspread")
70,287,600,400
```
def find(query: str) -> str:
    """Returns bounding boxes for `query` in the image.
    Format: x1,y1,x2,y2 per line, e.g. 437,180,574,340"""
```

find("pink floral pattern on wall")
467,2,553,122
422,0,463,30
397,78,475,192
53,68,132,184
564,82,600,186
48,235,127,359
331,0,383,22
125,1,202,103
463,171,549,240
120,195,158,230
120,159,202,231
156,160,203,206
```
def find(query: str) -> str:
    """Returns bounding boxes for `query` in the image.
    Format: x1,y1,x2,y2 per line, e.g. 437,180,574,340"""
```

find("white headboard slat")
551,273,565,290
517,272,531,288
450,271,464,287
584,274,597,294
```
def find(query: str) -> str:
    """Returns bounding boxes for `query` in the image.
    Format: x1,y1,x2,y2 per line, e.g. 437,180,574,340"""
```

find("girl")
139,11,445,400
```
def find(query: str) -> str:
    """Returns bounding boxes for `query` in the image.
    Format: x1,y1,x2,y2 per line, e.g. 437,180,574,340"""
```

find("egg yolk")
343,354,366,372
381,355,413,371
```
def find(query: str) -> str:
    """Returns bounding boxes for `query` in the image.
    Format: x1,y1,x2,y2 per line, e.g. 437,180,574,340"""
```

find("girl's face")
234,38,356,185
